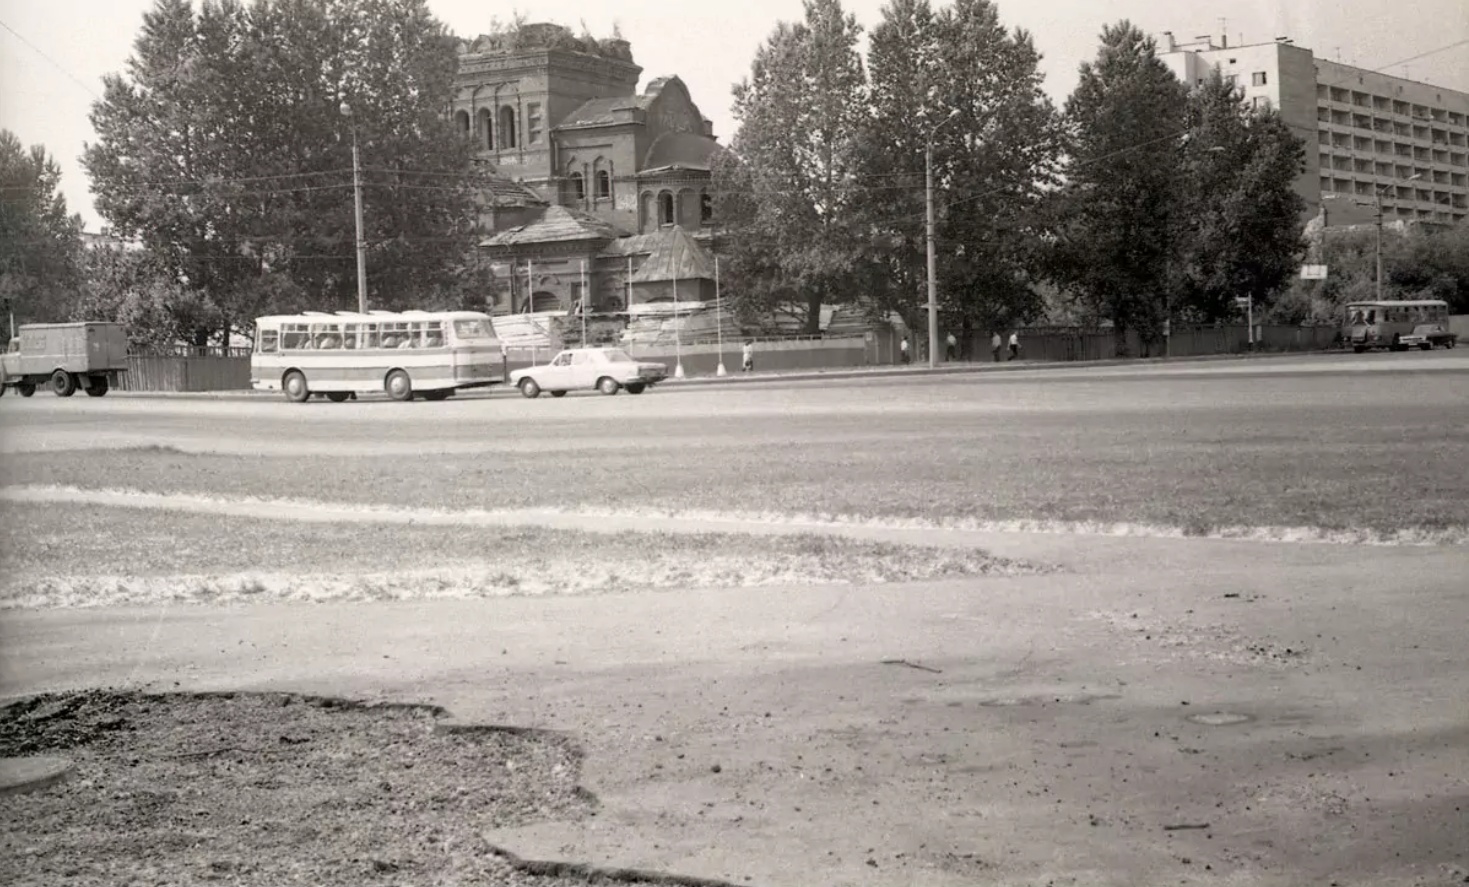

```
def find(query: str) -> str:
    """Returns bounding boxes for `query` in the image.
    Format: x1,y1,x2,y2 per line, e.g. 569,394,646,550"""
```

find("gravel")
0,690,729,887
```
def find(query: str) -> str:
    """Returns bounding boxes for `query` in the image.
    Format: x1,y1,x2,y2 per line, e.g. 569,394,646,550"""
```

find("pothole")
1187,712,1254,726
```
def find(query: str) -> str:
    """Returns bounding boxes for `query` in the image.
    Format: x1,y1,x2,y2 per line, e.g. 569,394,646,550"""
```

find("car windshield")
599,348,634,363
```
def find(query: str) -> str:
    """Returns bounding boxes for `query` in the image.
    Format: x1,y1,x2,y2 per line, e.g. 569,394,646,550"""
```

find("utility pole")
924,109,960,369
341,102,368,314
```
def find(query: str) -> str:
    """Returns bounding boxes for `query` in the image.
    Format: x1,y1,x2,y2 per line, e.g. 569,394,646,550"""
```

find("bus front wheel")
385,369,413,402
283,370,310,403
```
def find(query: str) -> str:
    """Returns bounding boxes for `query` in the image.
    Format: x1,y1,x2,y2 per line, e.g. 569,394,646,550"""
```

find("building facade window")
596,169,611,200
658,190,675,225
455,110,470,136
1252,71,1268,86
526,103,543,144
478,108,494,150
570,173,586,203
498,106,517,149
700,192,713,223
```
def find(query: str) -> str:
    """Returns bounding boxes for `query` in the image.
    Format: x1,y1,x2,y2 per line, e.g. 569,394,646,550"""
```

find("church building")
451,23,726,329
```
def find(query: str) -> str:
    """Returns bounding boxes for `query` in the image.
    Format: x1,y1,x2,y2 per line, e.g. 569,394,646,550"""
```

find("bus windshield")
453,318,493,339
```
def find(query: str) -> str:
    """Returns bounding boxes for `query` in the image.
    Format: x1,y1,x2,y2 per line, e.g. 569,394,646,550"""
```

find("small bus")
250,310,505,402
1343,299,1451,352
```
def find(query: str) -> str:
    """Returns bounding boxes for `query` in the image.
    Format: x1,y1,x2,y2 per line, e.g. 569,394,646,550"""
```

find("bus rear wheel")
283,370,310,403
385,369,413,402
422,389,451,401
84,377,109,397
325,391,351,403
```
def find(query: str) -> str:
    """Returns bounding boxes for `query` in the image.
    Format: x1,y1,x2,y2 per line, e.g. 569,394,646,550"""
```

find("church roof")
480,205,629,248
558,95,654,129
623,226,714,282
482,174,548,207
640,131,722,174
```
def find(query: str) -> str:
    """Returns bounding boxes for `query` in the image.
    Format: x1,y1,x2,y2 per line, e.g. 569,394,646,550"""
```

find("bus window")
282,324,311,349
453,318,492,339
258,328,279,353
424,321,445,348
312,324,341,349
360,323,380,349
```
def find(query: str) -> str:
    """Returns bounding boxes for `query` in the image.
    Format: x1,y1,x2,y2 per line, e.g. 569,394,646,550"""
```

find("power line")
0,16,103,101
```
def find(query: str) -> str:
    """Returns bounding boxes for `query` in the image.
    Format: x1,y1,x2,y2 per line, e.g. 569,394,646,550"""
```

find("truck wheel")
17,382,35,397
84,377,109,397
51,370,77,397
283,370,310,403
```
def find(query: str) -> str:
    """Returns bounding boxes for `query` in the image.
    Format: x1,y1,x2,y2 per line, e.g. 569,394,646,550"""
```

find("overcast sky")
2,0,1466,230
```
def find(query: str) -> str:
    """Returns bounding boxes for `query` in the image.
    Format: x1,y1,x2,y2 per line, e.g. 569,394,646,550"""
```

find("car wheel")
325,391,351,402
597,376,619,396
550,390,567,398
519,378,541,399
625,383,645,395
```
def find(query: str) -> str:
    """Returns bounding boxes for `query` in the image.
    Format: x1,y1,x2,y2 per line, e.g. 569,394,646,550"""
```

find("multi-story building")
1160,33,1469,227
450,23,725,320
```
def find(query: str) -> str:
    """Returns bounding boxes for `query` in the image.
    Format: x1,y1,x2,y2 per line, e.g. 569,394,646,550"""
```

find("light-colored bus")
1343,299,1450,352
250,310,505,402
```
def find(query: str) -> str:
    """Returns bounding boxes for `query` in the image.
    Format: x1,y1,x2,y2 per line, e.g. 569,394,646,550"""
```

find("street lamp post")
925,109,961,369
341,102,368,314
1376,173,1420,301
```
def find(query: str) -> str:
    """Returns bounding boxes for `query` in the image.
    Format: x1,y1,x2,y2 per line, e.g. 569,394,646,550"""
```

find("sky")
2,0,1466,231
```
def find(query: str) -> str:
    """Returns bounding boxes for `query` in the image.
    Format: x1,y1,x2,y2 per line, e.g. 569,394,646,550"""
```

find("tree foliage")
83,0,485,345
1176,72,1306,322
1274,223,1469,323
0,130,83,326
1046,21,1189,354
712,0,869,333
860,0,1061,343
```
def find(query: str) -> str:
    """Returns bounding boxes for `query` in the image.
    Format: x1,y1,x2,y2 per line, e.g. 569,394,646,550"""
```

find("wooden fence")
113,323,1351,393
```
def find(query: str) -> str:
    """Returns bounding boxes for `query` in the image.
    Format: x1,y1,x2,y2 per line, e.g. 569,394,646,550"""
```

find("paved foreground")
4,529,1466,887
2,353,1467,886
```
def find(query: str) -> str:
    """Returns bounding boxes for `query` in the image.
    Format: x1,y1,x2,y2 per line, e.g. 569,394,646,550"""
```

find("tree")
71,247,221,350
713,0,869,333
0,130,83,327
1046,22,1189,355
1175,71,1306,323
84,0,485,346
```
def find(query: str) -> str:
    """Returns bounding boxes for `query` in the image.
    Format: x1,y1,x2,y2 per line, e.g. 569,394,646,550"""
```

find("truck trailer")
0,322,129,397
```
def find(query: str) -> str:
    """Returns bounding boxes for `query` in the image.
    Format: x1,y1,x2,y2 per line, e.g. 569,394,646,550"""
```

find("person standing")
991,332,1002,363
899,337,910,364
945,332,958,362
1008,330,1020,361
742,339,754,373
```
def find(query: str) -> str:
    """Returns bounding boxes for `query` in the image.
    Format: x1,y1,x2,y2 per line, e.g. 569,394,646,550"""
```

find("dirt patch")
0,690,656,886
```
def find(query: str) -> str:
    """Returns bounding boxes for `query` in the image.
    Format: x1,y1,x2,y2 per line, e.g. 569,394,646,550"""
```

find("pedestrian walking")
742,339,755,373
945,332,958,362
900,337,910,364
1008,330,1020,361
991,332,1002,363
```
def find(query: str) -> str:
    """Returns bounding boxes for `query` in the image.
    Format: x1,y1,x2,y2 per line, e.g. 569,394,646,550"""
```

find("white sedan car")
509,347,669,398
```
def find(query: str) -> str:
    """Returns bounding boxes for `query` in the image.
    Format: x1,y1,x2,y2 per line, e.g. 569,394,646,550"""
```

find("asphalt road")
2,350,1468,887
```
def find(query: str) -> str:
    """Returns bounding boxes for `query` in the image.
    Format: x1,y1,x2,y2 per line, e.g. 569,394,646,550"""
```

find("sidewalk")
110,349,1342,400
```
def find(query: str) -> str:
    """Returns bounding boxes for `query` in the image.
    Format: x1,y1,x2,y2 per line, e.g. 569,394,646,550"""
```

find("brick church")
451,23,725,329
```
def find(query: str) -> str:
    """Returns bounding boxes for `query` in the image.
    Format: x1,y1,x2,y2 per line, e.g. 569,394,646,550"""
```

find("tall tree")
713,0,869,333
84,0,484,346
0,130,83,327
1047,21,1188,355
1176,71,1306,322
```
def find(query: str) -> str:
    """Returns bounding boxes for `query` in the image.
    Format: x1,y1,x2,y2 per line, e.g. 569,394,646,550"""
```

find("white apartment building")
1160,33,1469,227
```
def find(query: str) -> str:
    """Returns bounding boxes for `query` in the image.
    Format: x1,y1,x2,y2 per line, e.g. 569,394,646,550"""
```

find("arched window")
700,191,713,223
477,108,493,150
640,191,654,230
676,189,695,227
455,110,470,136
570,172,586,203
658,190,675,226
498,106,517,149
595,170,611,200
